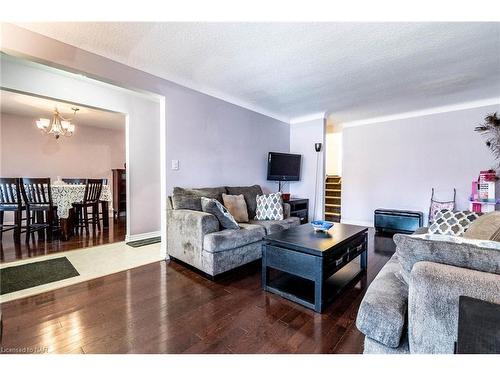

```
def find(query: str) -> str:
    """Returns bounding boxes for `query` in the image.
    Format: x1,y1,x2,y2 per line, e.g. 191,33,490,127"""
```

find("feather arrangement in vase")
475,112,500,168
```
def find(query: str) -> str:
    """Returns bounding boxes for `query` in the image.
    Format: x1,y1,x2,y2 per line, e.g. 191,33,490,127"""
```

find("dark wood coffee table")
262,223,368,313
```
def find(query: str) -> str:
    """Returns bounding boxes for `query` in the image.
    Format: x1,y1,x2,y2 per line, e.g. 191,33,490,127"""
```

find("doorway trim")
0,54,167,256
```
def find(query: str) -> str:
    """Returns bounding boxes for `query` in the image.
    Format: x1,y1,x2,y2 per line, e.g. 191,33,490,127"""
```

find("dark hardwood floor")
0,217,126,264
0,229,394,354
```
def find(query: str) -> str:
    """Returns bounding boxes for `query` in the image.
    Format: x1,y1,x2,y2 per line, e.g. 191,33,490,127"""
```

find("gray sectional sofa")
166,185,300,277
356,228,500,354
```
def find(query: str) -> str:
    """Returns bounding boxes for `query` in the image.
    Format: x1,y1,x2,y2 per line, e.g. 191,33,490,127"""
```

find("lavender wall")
163,86,290,192
0,113,125,183
1,24,290,196
342,104,500,226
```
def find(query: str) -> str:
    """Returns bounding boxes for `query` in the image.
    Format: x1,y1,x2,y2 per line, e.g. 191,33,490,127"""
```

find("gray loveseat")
166,185,300,277
356,228,500,354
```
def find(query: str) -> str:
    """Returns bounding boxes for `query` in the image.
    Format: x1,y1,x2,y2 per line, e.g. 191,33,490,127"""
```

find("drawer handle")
351,244,363,253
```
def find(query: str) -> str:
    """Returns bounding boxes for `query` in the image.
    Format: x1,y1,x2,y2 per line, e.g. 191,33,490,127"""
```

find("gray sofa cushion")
226,185,263,219
249,216,300,235
172,186,227,211
203,223,265,253
201,197,239,230
356,255,408,348
394,233,500,284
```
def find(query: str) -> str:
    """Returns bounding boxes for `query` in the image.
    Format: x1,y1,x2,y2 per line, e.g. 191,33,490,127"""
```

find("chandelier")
36,107,79,139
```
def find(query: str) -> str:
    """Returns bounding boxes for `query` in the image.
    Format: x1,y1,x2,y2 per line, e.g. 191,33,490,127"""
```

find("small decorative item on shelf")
469,170,498,213
282,193,291,202
311,220,334,232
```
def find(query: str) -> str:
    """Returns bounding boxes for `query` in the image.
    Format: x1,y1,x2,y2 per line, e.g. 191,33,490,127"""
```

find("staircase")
324,175,341,222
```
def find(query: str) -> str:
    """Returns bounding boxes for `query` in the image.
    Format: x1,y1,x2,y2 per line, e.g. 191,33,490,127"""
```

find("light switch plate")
171,159,179,170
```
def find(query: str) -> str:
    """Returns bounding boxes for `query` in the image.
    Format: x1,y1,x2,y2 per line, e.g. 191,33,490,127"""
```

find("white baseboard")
125,231,161,242
340,219,374,228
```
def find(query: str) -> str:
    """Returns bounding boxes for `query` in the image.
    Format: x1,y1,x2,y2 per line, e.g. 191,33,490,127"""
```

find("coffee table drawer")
264,244,317,281
323,233,366,273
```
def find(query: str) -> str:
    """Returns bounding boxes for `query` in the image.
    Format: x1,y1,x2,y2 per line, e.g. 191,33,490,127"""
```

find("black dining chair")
0,178,26,243
98,178,109,227
20,178,59,242
73,179,103,234
62,178,87,185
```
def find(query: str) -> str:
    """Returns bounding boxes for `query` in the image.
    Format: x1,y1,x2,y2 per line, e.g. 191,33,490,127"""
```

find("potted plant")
475,112,500,169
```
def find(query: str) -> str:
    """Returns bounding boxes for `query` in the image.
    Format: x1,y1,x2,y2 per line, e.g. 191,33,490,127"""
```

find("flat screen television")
267,152,301,181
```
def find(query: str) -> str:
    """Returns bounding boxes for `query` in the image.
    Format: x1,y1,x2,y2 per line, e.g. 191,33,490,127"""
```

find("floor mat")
126,237,161,247
0,257,80,295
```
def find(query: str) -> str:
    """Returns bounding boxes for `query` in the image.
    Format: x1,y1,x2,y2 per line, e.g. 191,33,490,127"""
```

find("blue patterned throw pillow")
201,197,239,230
255,192,284,220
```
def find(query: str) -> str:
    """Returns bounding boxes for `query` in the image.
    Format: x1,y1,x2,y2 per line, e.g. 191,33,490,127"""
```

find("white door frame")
1,68,167,256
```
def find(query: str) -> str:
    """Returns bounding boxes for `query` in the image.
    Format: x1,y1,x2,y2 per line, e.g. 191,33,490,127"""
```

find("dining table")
51,183,113,240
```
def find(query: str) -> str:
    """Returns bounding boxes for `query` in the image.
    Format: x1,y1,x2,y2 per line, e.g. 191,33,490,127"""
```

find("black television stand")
288,198,309,224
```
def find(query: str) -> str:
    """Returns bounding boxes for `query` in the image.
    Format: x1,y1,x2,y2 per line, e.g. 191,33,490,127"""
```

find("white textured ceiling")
0,90,125,130
17,22,500,123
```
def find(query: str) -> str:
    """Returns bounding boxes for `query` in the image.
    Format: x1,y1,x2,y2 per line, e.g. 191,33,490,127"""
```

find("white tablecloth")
51,185,112,219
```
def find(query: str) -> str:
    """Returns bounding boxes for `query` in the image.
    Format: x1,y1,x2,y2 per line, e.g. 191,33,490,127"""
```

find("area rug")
0,257,80,295
126,237,161,247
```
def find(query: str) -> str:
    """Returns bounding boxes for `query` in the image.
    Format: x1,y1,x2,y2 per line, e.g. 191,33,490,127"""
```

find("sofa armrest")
356,255,408,348
408,261,500,354
166,209,219,268
283,202,291,219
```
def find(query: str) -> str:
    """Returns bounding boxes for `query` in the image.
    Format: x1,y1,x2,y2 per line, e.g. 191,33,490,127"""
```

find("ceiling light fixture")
36,107,79,139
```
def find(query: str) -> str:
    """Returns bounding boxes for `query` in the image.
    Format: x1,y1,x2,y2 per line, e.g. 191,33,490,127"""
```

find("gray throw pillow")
172,186,227,211
394,233,500,284
201,197,239,230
